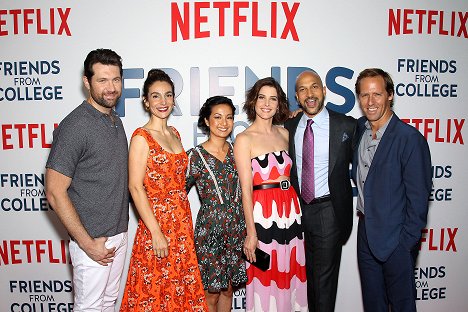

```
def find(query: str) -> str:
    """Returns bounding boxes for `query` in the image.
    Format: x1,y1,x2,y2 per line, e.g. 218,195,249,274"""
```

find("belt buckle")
280,180,290,190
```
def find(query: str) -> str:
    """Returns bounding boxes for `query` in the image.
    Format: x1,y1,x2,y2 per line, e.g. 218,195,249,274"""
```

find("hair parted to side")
355,68,395,107
243,77,290,124
197,96,236,135
83,48,123,80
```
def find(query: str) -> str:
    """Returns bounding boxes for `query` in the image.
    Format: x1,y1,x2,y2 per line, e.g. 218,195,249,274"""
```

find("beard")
301,96,324,117
90,90,121,109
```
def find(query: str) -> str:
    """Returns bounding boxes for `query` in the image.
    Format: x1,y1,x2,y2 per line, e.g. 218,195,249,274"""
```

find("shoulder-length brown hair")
243,77,290,124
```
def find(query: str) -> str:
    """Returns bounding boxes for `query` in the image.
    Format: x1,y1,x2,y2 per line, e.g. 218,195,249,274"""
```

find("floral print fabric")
186,144,247,292
120,128,207,312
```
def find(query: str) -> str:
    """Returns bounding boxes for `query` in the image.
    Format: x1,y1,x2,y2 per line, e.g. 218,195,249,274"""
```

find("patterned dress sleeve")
229,143,242,204
185,147,200,192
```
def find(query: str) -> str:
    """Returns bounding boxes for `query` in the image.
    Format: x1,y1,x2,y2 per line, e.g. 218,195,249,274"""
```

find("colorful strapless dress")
246,150,308,312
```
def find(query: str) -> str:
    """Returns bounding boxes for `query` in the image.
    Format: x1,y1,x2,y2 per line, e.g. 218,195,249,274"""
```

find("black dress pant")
302,200,342,312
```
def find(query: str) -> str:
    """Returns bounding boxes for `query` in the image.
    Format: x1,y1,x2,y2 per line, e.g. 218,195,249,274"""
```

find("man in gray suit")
284,70,356,312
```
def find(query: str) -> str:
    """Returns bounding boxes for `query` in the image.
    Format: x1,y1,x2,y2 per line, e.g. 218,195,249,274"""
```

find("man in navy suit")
352,68,432,312
285,70,356,312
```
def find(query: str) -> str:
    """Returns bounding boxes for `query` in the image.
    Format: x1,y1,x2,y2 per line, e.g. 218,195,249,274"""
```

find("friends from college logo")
430,165,453,202
232,288,246,311
397,57,465,145
8,280,73,312
0,173,51,212
415,266,447,301
117,66,357,147
0,60,63,102
395,58,458,98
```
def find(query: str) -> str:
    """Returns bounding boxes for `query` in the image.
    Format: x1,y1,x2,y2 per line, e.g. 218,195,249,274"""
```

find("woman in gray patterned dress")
186,96,247,312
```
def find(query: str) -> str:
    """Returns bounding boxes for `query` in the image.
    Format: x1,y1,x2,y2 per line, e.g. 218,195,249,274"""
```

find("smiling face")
83,63,122,113
295,71,326,118
357,76,394,130
254,86,279,121
205,103,234,139
144,80,174,119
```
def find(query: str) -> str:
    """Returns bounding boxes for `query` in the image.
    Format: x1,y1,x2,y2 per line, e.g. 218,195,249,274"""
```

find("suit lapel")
328,110,341,174
367,114,399,177
352,118,367,180
328,111,340,176
288,112,302,165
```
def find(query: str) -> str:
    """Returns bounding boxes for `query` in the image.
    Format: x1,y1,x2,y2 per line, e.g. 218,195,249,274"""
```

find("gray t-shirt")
46,101,129,238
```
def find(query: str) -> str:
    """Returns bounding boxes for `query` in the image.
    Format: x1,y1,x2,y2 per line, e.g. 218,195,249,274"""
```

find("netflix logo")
1,123,58,150
420,228,457,252
388,8,467,38
0,8,71,36
401,118,464,145
0,239,71,265
171,1,300,41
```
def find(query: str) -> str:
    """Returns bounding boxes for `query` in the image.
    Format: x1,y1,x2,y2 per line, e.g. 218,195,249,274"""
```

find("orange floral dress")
120,127,207,312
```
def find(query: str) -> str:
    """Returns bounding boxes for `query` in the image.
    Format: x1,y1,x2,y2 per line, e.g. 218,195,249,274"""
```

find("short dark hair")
243,77,289,124
142,69,175,99
197,96,236,135
83,48,123,80
355,68,395,107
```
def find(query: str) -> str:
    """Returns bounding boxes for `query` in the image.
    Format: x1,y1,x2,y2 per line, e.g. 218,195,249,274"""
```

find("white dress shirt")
294,108,330,198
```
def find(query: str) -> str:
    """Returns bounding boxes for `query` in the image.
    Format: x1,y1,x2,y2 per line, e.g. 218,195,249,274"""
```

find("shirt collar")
365,113,393,139
83,100,118,119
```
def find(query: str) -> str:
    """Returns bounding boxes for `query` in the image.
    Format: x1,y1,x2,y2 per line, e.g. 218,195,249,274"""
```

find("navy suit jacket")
352,114,432,261
285,109,357,243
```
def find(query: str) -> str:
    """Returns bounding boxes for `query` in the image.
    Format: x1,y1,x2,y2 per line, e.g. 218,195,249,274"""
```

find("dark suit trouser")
302,200,341,312
357,218,418,312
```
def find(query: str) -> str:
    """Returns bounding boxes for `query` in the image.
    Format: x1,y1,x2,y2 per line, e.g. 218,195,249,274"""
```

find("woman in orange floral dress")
120,69,207,311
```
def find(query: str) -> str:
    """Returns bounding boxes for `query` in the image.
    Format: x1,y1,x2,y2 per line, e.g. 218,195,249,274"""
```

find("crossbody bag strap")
195,147,224,204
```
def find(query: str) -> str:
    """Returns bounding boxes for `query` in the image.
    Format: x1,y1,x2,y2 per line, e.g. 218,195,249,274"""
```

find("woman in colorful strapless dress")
234,77,308,312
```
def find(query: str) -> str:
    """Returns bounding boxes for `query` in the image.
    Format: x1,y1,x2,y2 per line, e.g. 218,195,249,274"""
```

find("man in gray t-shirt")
46,49,129,312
